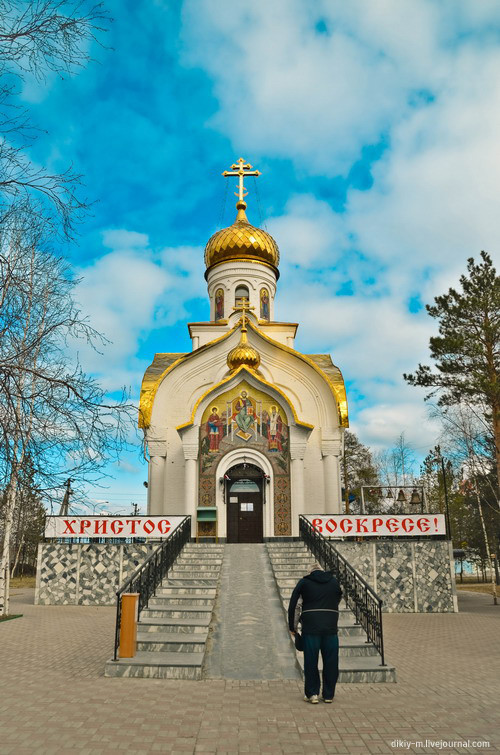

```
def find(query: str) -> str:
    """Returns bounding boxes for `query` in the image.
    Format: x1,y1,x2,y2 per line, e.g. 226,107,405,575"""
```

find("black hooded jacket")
288,570,343,635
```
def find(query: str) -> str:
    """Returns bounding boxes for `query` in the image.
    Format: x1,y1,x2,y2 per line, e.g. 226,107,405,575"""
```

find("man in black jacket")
288,561,343,704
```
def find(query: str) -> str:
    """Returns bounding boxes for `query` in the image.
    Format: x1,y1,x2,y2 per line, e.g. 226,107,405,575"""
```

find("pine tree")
404,252,500,495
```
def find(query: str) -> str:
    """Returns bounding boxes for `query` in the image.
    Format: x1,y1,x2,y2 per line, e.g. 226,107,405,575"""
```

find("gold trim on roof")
176,365,314,432
139,321,348,429
244,321,349,428
138,328,236,428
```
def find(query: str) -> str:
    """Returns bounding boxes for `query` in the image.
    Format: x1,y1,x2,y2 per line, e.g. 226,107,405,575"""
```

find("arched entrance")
225,463,264,543
215,448,274,540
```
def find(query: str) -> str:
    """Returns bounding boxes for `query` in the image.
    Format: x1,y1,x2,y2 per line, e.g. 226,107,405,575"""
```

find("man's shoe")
304,694,319,704
322,698,334,703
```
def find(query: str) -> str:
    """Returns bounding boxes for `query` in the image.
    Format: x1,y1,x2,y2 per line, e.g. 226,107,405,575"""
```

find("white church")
139,159,348,541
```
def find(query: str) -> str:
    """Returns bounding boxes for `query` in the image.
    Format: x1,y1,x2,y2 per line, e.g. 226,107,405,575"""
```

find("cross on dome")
222,157,261,204
232,297,255,330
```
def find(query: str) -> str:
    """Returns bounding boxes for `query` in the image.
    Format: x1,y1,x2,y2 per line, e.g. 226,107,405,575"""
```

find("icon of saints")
260,288,270,320
267,405,283,451
215,289,224,321
232,390,254,441
206,406,223,452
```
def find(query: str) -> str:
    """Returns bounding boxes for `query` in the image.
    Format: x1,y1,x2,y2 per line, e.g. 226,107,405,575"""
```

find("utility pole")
131,503,140,516
436,447,452,540
59,479,72,516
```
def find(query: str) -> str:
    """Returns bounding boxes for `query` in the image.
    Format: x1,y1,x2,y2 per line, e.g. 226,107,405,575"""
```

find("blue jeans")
303,634,339,699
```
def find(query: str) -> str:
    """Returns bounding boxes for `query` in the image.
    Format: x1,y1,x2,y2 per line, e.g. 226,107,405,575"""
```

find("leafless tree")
0,1,109,237
0,218,134,615
374,432,417,488
0,2,120,616
429,403,499,602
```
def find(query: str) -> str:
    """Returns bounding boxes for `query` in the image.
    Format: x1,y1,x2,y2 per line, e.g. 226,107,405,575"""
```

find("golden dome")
227,326,261,372
205,201,280,277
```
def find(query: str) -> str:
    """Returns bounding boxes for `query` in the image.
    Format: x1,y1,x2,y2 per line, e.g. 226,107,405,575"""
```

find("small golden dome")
227,327,261,372
205,201,279,277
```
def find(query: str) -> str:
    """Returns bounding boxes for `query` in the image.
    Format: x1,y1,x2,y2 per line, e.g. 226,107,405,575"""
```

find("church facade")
139,159,348,540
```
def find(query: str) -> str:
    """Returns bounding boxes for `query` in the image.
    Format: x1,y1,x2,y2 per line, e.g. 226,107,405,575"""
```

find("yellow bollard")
119,593,139,658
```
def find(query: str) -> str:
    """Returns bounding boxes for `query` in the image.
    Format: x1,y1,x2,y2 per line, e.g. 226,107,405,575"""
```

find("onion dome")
227,323,261,372
205,201,280,278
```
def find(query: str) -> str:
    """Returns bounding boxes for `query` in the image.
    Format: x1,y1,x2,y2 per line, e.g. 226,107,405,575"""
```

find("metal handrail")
112,516,191,661
299,515,386,666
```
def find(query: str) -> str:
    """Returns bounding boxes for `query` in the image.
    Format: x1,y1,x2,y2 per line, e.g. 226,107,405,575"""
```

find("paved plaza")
0,587,498,754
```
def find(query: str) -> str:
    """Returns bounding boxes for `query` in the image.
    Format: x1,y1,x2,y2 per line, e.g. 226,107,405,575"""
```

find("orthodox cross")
223,157,261,202
233,297,255,329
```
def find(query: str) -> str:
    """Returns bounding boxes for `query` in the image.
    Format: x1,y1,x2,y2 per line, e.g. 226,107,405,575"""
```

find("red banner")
306,514,446,537
45,516,185,539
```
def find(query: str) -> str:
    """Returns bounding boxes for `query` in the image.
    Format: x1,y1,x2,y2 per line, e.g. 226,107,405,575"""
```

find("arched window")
229,479,260,493
235,285,249,306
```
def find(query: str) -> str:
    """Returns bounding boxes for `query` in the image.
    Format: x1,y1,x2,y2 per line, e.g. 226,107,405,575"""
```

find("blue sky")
20,0,500,513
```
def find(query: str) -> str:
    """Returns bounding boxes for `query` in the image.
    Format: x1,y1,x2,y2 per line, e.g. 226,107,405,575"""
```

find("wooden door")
227,490,263,543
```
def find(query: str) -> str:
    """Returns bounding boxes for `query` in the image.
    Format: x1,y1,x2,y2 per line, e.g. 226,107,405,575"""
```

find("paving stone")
1,579,499,754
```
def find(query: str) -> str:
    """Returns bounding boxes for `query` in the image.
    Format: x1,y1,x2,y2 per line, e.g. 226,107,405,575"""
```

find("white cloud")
181,0,500,173
178,1,500,456
102,229,150,250
351,401,440,457
72,232,205,390
268,195,346,267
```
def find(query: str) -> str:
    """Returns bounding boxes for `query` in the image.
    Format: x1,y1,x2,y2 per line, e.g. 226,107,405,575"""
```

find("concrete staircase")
105,543,224,679
266,541,396,683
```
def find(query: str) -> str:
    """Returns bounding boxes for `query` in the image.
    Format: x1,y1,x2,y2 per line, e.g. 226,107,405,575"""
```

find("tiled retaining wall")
36,539,457,612
334,540,457,613
35,542,158,605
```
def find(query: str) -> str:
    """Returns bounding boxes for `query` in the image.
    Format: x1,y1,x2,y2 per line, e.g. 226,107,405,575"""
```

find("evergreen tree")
404,252,500,494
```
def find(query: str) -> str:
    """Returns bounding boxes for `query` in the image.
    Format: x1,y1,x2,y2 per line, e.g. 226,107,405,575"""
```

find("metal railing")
299,515,386,666
112,516,191,661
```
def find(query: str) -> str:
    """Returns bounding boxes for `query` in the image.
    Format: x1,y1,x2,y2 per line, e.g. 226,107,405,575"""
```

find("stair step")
149,597,214,608
339,638,379,657
295,653,396,683
168,569,219,577
156,586,216,596
150,596,213,606
104,541,225,679
105,652,204,679
265,542,396,683
269,548,310,553
139,616,211,632
137,632,207,652
178,550,224,556
267,548,309,553
172,569,220,576
168,564,220,579
162,578,218,586
142,606,212,619
273,569,316,577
